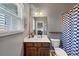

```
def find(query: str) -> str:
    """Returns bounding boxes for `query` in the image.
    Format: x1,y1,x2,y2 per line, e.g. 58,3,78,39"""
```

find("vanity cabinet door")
38,43,50,56
26,47,37,56
24,42,37,56
38,48,50,56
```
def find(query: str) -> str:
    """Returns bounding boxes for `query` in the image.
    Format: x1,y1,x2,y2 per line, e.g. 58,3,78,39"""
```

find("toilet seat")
54,48,68,56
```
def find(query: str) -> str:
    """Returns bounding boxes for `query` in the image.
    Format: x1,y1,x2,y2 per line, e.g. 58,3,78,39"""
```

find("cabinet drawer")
42,43,50,47
25,43,34,47
34,43,41,47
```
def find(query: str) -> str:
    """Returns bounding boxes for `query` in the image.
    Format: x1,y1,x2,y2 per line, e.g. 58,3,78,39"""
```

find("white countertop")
24,35,50,42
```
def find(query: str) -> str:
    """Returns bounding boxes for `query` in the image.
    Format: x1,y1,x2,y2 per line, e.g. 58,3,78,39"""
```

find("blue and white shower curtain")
61,4,79,56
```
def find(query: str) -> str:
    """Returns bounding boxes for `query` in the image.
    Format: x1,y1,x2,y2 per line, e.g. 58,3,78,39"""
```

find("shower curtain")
61,4,79,56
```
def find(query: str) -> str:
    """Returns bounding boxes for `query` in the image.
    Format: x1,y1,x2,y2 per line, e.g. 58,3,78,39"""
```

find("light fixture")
34,11,44,16
34,8,44,16
39,12,43,16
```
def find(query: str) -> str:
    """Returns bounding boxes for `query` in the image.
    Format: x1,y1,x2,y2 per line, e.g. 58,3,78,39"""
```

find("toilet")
51,39,68,56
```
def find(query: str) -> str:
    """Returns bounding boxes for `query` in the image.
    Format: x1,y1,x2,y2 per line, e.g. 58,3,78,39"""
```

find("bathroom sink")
24,35,50,42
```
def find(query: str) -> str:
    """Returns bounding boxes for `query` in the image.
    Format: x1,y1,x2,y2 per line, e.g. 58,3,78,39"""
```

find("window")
0,4,24,36
0,4,18,15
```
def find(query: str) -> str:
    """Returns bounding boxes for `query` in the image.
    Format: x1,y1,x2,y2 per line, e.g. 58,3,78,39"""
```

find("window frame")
0,3,24,37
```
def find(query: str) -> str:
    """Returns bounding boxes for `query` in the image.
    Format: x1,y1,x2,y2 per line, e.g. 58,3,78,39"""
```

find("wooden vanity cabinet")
24,42,50,56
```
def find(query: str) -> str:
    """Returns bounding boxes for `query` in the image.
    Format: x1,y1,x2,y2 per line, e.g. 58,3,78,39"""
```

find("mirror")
33,17,48,35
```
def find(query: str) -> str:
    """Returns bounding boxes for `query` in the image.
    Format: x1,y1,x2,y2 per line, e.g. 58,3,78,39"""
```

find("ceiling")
30,3,76,17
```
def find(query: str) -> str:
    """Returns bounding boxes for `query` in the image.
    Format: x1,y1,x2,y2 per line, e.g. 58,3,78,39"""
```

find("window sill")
0,30,24,37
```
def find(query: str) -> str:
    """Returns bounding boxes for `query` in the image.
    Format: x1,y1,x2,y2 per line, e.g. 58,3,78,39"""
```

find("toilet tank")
51,39,60,48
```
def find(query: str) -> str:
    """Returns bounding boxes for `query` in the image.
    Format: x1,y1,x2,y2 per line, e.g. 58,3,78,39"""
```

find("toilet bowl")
54,48,67,56
51,39,68,56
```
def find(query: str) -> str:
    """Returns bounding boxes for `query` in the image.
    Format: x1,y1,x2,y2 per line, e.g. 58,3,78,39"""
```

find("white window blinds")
0,3,24,36
0,13,6,32
0,4,18,15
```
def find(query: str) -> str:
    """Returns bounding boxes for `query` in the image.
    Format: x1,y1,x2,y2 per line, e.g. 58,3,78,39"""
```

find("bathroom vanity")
24,35,50,56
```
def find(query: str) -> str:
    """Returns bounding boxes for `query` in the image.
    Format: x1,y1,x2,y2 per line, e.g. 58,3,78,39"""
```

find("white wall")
47,15,62,32
24,4,33,36
0,33,24,56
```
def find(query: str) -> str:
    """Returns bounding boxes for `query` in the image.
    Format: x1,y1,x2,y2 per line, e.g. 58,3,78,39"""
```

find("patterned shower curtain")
61,4,79,56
